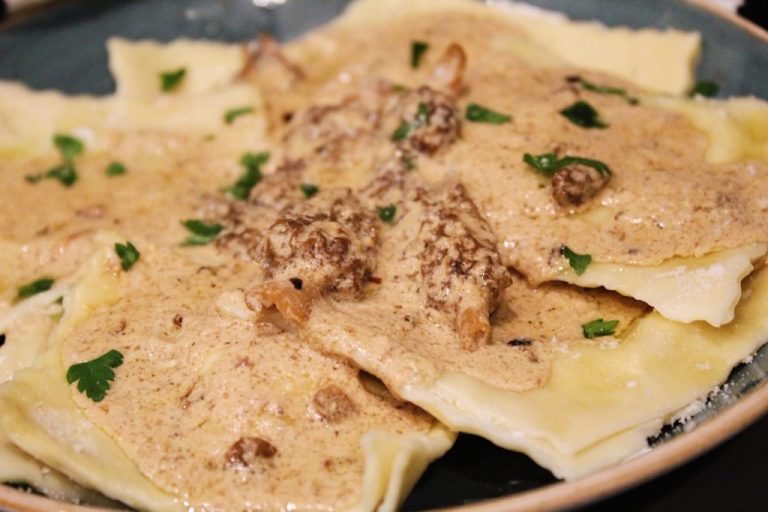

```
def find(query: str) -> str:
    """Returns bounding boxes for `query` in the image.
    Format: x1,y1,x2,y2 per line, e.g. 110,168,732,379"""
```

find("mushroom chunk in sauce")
551,162,611,207
414,182,512,351
245,189,379,324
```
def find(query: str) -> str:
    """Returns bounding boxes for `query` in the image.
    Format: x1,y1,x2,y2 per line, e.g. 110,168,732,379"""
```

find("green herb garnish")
26,134,83,187
377,204,397,223
582,318,619,339
224,106,255,124
300,183,319,199
66,349,124,402
465,103,511,124
402,155,415,171
569,76,639,105
560,245,592,275
392,84,409,93
16,277,54,300
411,41,429,69
688,80,719,98
181,220,223,246
393,103,433,142
115,242,140,271
392,121,412,142
105,162,126,177
416,102,430,124
53,134,84,160
160,67,187,92
522,152,611,178
227,152,269,200
45,163,77,187
560,100,608,129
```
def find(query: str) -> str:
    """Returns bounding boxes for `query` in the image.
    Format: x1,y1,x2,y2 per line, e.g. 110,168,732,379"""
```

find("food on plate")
1,0,768,508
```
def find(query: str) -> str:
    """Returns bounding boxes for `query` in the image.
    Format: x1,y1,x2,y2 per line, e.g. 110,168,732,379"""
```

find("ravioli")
1,240,453,510
0,270,116,506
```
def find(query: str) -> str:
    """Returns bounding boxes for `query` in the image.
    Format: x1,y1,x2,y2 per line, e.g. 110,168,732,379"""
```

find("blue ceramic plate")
1,1,768,510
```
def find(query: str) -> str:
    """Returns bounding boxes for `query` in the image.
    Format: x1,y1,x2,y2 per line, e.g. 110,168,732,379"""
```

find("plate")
1,1,768,510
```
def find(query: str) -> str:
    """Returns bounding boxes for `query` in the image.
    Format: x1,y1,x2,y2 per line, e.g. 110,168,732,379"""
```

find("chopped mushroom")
239,33,305,83
312,385,356,422
414,182,512,351
391,86,461,155
224,437,278,469
246,189,379,324
551,162,611,207
428,43,467,95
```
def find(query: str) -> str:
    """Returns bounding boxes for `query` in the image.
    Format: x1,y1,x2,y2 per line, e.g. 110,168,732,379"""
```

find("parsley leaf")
392,120,412,142
411,41,429,69
181,220,223,246
523,152,560,177
106,162,126,176
160,67,187,92
300,183,319,199
465,103,511,124
224,106,255,124
582,318,619,339
392,83,409,93
26,134,83,187
16,277,54,301
688,80,719,98
560,245,592,275
416,102,430,124
392,103,433,142
66,349,124,402
402,155,415,171
53,134,84,160
45,163,78,187
227,152,269,200
560,100,608,129
568,76,639,105
523,152,611,178
377,204,397,223
115,242,140,271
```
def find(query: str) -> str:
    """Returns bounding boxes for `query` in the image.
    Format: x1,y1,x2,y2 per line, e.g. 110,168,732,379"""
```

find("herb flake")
560,245,592,275
300,183,319,199
688,80,719,98
45,163,78,187
224,106,255,124
54,134,84,160
181,220,223,246
392,121,412,142
26,134,84,187
115,242,140,271
560,100,608,129
465,103,511,124
569,76,639,105
227,152,269,200
160,67,187,92
522,152,611,178
411,41,429,69
106,161,126,177
582,318,619,339
377,204,397,223
17,277,54,300
66,349,124,402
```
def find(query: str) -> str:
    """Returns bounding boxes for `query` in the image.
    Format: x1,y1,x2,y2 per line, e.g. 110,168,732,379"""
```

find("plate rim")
1,1,767,511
